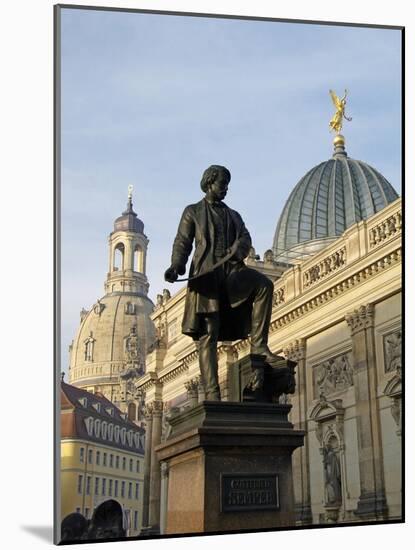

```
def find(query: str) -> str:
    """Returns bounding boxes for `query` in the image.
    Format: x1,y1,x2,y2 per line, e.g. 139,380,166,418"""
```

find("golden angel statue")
329,89,352,133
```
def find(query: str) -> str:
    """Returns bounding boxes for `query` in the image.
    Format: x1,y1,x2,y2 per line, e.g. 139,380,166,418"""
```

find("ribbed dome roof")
272,136,399,263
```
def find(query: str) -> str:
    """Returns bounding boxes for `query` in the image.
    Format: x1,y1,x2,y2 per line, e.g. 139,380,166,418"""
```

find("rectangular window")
95,477,99,496
88,449,93,464
121,481,125,498
129,458,133,472
135,483,139,500
128,482,132,499
122,457,126,470
77,475,83,494
109,479,113,496
96,451,100,466
86,476,91,495
102,478,106,496
79,447,85,463
136,460,140,473
134,511,138,531
116,456,120,469
103,452,107,467
114,480,119,497
110,454,114,467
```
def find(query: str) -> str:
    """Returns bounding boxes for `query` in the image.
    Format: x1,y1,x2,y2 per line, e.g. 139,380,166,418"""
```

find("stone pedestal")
155,401,304,535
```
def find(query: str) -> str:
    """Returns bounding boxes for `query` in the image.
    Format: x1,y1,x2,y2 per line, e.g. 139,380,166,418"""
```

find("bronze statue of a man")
165,165,282,401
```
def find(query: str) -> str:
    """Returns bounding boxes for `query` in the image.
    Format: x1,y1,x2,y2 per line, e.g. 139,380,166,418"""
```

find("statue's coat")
170,198,256,341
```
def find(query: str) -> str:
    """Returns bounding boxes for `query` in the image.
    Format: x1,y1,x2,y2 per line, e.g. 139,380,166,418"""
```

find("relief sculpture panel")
314,352,353,396
383,330,401,373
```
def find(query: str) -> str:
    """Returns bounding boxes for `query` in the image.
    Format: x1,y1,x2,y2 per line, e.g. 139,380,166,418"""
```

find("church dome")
69,293,156,397
272,135,399,263
68,188,156,406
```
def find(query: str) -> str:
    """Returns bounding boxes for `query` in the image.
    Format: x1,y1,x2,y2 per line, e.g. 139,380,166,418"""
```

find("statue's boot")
251,346,291,371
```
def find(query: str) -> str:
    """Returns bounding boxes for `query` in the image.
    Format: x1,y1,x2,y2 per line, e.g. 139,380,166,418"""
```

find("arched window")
94,419,101,438
113,243,125,271
134,245,143,273
107,423,114,441
127,403,137,422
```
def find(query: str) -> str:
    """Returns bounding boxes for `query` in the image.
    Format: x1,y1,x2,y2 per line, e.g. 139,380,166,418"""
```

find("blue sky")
60,8,402,370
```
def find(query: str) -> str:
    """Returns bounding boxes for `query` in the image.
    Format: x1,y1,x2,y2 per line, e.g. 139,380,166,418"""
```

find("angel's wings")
329,89,343,110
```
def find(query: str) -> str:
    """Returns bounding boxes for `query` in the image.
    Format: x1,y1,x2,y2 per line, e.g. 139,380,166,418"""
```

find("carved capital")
143,403,154,420
345,303,374,335
283,338,306,362
152,400,164,417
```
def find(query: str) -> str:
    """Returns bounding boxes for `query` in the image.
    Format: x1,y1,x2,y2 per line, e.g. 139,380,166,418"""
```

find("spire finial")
128,184,133,201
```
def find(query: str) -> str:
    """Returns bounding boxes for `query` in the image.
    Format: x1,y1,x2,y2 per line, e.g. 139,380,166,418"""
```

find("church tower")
68,187,156,424
105,185,149,296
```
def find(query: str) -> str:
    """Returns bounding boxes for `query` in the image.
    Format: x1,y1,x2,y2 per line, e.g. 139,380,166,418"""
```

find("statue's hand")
164,266,179,283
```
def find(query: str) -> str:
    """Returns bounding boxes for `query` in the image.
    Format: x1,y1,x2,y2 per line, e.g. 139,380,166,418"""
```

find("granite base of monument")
155,401,304,535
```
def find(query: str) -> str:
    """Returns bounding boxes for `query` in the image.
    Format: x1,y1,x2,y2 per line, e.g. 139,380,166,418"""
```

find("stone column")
148,400,163,531
345,304,388,519
159,462,169,534
284,338,312,524
141,403,153,529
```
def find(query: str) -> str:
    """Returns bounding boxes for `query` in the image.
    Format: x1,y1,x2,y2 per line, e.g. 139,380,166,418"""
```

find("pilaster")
284,338,312,524
345,304,388,519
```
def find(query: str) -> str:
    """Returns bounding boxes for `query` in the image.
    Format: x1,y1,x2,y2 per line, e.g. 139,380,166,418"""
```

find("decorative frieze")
369,211,402,248
345,304,374,335
159,363,189,385
314,352,353,396
273,287,285,306
383,330,402,373
270,249,400,333
303,247,347,288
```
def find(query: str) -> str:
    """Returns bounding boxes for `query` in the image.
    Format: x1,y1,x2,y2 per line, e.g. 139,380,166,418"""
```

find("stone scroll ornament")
242,354,297,404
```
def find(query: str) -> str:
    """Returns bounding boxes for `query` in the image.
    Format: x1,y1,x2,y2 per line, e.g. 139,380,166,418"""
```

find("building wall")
61,439,145,535
136,198,402,529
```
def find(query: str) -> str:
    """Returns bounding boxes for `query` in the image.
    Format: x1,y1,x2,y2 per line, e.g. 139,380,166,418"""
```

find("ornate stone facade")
136,197,402,531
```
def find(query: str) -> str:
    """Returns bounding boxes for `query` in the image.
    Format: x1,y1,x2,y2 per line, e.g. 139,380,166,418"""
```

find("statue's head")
200,165,231,200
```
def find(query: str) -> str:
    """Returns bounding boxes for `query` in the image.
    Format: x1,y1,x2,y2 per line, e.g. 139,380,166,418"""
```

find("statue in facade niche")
322,445,342,505
164,165,295,401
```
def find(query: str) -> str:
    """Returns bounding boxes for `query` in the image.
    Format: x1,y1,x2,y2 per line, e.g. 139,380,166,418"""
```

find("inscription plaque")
221,474,279,512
